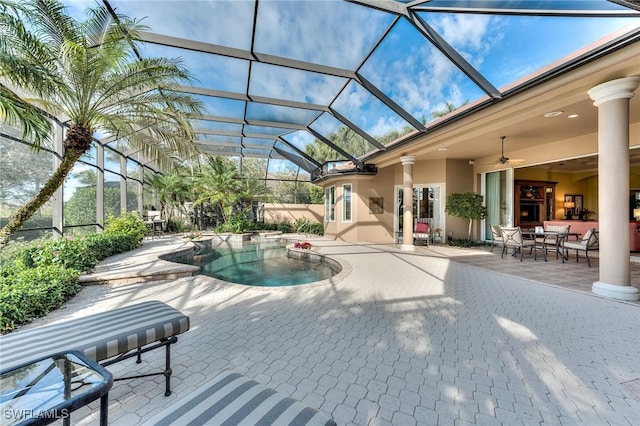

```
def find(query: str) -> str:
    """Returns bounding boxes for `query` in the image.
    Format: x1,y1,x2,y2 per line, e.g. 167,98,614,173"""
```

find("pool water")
192,240,336,286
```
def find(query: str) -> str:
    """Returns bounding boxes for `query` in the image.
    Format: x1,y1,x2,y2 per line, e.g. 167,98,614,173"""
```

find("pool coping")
79,234,351,289
79,238,200,285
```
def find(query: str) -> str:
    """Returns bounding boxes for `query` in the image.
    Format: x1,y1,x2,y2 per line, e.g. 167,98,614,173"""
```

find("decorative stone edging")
286,246,342,274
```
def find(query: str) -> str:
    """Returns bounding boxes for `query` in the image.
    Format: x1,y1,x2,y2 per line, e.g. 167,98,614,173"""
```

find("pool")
189,240,338,286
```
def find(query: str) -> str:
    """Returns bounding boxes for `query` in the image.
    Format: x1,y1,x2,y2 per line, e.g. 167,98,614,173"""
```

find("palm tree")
236,176,270,217
193,156,239,223
0,0,202,248
430,100,469,119
145,167,194,222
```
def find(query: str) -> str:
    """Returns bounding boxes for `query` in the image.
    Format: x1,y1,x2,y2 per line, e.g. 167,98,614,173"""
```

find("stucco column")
400,155,416,251
588,76,640,301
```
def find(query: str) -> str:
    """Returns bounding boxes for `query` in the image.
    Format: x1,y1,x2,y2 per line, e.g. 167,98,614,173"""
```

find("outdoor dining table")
522,229,578,261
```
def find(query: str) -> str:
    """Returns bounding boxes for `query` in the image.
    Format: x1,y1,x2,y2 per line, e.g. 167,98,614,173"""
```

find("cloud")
247,103,320,125
358,15,496,123
283,130,315,151
255,1,393,69
431,13,493,53
310,113,343,137
110,1,254,49
249,63,346,105
368,115,407,138
140,44,249,92
330,80,415,139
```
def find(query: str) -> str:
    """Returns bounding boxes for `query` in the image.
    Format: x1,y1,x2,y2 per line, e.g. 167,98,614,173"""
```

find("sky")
60,0,640,173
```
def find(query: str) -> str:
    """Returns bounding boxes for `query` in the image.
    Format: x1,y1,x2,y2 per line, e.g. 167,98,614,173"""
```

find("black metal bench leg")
164,336,177,396
101,336,179,397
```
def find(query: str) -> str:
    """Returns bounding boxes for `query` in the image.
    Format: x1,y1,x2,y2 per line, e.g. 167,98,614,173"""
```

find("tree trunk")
0,149,84,250
467,219,473,240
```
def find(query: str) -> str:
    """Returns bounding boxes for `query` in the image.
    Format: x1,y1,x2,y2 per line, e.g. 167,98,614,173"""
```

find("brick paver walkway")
19,237,640,425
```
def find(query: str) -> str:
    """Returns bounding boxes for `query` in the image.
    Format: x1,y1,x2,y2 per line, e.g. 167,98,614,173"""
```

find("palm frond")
2,0,204,164
0,83,51,146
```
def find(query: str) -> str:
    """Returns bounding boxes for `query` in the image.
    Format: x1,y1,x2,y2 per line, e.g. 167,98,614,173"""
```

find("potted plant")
445,192,488,240
293,241,312,250
578,208,596,221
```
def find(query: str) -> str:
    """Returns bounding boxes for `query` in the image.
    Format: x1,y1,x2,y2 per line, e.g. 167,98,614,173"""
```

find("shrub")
24,235,98,272
0,212,149,333
218,212,252,234
0,239,34,268
276,222,293,233
448,238,483,248
307,222,324,235
0,265,80,333
84,232,139,258
104,211,147,244
294,217,311,232
293,241,312,250
254,222,280,231
166,218,191,233
293,217,324,235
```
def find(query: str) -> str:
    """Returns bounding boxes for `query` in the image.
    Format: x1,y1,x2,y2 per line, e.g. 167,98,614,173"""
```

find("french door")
395,185,443,235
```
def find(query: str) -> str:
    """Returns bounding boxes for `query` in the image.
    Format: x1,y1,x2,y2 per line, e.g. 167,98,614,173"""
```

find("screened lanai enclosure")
2,0,640,240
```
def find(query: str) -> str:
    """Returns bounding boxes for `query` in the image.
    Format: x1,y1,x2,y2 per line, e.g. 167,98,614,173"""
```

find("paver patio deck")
12,236,640,425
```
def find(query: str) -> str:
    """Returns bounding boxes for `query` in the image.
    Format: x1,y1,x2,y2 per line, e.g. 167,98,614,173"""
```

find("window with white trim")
325,186,335,222
342,184,352,222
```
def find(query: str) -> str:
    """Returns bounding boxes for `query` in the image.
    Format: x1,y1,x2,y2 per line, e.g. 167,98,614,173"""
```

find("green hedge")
104,211,148,244
0,212,147,333
19,231,139,272
0,265,80,333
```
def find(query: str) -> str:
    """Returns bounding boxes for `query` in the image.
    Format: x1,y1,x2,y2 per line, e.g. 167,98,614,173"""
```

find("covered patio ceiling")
70,0,640,180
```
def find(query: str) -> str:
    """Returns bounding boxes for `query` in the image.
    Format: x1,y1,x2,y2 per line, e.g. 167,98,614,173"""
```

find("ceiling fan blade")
494,136,525,166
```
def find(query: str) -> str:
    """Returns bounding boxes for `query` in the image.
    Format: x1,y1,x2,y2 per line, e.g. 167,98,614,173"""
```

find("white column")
400,155,416,251
588,76,640,301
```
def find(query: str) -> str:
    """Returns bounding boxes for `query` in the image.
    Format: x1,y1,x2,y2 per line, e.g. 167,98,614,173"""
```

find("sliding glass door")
483,170,513,239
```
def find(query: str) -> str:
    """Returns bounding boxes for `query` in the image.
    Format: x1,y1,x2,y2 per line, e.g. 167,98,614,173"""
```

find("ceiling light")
437,147,448,151
568,114,579,118
544,110,564,118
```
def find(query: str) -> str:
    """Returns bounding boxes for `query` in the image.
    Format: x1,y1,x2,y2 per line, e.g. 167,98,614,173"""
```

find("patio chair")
563,228,599,267
413,220,430,246
489,224,503,253
540,224,570,259
500,226,540,261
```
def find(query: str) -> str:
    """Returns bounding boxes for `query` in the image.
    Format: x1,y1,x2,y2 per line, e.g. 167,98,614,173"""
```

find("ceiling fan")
494,136,524,166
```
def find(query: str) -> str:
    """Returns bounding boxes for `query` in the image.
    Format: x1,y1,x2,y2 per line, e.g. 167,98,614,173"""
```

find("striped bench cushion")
0,301,189,371
143,370,337,426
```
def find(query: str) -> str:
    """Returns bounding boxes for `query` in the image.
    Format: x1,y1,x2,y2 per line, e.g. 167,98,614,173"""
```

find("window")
325,186,335,222
342,184,352,222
